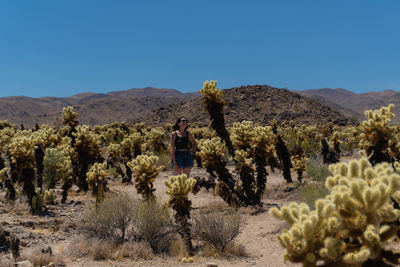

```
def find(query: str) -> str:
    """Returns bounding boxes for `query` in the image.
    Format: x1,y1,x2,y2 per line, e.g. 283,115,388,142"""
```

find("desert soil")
1,165,314,267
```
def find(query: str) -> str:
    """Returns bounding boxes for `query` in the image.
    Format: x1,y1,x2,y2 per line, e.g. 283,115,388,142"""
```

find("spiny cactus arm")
62,106,79,126
127,155,163,183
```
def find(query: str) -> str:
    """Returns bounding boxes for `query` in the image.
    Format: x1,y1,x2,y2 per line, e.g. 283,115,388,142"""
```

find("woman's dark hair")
173,117,189,131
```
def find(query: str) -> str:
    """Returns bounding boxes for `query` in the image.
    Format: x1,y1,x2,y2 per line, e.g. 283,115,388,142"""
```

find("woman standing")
170,117,197,176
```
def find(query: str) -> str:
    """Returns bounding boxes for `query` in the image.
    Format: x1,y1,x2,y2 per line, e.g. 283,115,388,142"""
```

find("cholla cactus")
329,131,343,157
234,150,257,205
62,106,79,127
270,158,400,266
143,127,167,153
127,155,163,200
73,125,102,191
360,104,398,164
231,121,255,152
199,80,235,157
198,138,240,206
9,135,36,204
165,174,196,254
86,162,108,204
31,188,45,214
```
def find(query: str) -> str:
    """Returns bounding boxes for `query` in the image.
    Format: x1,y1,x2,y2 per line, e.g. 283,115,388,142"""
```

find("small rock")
14,260,33,267
206,263,218,267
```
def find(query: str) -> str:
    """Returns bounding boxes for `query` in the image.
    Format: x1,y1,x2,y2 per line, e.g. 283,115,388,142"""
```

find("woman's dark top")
174,131,190,149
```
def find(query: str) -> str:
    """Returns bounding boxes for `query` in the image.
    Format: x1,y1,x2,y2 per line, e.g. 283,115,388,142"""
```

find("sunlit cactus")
198,138,241,206
127,154,163,200
73,125,103,191
231,121,255,152
360,104,398,164
199,80,235,157
9,135,36,204
270,158,400,266
143,127,167,153
86,162,108,204
165,174,196,253
62,106,79,127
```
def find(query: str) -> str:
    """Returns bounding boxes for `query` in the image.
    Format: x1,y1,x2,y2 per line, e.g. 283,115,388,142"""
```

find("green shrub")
82,191,135,243
193,204,242,253
298,183,329,209
132,200,176,253
305,157,330,182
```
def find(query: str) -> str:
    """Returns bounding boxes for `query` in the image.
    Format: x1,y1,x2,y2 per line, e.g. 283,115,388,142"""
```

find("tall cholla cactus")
86,162,108,204
165,174,196,254
198,138,240,207
10,135,36,204
234,150,257,205
270,158,400,266
127,155,163,200
73,125,103,191
199,80,235,157
62,106,79,127
360,104,399,165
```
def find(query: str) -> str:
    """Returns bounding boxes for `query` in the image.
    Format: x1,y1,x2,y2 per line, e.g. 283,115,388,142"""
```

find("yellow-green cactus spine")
86,162,108,204
270,158,400,266
127,154,163,200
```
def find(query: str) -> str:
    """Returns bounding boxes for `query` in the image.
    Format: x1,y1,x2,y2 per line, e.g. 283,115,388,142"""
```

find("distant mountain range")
0,85,399,127
297,88,400,124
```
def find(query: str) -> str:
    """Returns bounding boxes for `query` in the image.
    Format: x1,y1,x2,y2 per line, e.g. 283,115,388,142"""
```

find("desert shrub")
82,191,135,243
119,241,154,260
298,183,329,209
132,200,176,253
193,204,242,253
305,157,330,182
82,192,176,252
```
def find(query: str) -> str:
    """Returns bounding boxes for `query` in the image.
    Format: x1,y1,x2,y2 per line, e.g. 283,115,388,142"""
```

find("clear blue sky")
1,0,399,97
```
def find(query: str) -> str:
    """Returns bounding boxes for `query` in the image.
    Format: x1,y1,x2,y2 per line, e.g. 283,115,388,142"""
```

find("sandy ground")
1,166,310,267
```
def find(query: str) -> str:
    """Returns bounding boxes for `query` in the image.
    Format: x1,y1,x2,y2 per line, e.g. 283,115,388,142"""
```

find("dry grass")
169,238,189,258
91,241,115,261
68,238,154,261
20,248,64,266
119,241,154,260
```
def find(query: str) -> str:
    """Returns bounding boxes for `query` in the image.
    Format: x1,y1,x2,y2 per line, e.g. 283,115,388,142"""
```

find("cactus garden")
2,82,400,267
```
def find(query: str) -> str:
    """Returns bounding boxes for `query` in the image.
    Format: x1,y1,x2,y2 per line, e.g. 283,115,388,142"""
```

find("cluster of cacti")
359,104,399,165
271,158,400,266
127,155,163,200
86,162,108,204
165,174,196,253
143,127,167,153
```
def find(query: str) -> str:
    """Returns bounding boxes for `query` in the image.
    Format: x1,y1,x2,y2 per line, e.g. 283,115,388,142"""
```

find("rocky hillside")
298,88,400,124
141,85,352,126
0,87,197,128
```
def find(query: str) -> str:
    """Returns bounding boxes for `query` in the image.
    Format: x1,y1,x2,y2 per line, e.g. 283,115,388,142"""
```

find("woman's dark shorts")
172,150,194,168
